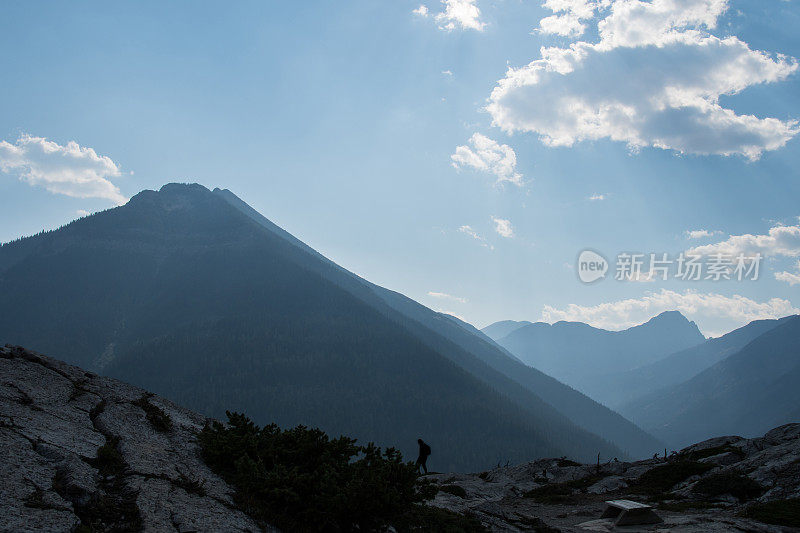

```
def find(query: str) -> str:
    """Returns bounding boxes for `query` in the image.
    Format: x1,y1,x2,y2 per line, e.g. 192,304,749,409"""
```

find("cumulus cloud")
685,229,720,239
0,134,127,204
688,221,800,258
433,0,486,31
541,288,798,335
536,0,608,37
413,5,429,17
588,193,606,201
428,291,469,303
491,216,514,238
775,261,800,286
451,133,524,186
488,0,799,159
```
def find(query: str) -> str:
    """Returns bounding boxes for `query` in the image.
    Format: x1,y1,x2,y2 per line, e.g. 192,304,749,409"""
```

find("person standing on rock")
416,439,431,474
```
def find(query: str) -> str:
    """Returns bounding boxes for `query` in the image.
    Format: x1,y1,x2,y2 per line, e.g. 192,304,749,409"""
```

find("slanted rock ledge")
0,345,268,532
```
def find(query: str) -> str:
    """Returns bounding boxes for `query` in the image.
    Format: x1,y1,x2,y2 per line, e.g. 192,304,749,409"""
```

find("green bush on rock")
198,411,482,532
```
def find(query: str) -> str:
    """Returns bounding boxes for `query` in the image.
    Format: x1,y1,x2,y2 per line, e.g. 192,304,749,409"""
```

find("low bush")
440,484,467,498
89,436,127,477
629,461,713,497
198,411,479,532
742,498,800,528
132,395,172,433
692,470,763,502
524,474,604,504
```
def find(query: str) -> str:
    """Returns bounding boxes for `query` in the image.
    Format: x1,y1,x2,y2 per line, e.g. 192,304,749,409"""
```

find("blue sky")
1,0,799,336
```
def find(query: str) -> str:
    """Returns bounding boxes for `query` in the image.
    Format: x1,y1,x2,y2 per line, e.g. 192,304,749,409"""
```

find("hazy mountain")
0,183,660,469
214,187,662,459
597,316,795,408
493,311,705,400
620,316,800,448
481,320,532,341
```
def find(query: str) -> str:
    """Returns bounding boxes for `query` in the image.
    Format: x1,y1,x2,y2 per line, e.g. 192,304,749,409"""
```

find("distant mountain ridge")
0,183,661,468
488,311,705,403
481,320,532,341
620,315,800,448
596,316,794,408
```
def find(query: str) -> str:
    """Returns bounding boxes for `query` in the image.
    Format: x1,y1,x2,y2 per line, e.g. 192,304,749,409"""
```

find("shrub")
629,461,713,497
440,484,467,498
174,470,206,496
743,498,800,528
198,411,468,532
132,395,172,433
524,475,604,504
692,470,763,502
90,436,127,476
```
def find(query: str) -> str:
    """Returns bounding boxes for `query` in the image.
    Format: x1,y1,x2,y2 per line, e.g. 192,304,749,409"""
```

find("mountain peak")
128,182,213,207
649,310,689,323
636,310,704,339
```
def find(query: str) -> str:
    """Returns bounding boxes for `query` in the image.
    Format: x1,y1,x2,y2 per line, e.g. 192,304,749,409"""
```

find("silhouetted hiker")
416,439,431,474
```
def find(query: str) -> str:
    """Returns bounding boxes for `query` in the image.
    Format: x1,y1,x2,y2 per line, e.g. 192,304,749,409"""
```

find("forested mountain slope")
213,188,661,459
0,183,632,470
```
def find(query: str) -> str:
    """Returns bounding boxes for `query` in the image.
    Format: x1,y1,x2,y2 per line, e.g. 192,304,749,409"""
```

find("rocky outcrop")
428,426,800,532
0,345,268,532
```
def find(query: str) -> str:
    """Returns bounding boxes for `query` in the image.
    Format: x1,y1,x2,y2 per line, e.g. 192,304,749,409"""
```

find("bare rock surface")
427,426,800,532
0,345,267,532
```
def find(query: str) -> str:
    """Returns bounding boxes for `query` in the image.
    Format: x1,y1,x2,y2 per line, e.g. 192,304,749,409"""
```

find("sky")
1,0,799,337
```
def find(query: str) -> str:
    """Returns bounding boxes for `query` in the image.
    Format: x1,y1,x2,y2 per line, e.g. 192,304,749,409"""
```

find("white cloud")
458,224,494,249
539,12,587,37
596,0,729,49
488,0,799,159
588,193,606,201
76,209,92,217
775,260,800,286
0,134,127,204
413,4,429,17
541,288,798,335
536,0,608,37
442,69,453,76
428,291,469,304
688,221,800,258
451,133,524,186
491,216,514,238
434,0,486,31
685,229,720,239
